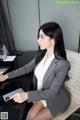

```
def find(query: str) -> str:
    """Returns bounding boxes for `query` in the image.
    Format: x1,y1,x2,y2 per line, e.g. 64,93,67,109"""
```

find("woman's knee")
26,101,44,120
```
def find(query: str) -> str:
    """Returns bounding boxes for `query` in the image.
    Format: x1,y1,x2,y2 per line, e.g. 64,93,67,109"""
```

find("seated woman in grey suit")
0,22,70,120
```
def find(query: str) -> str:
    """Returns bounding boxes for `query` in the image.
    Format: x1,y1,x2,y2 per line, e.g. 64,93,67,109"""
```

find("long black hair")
35,22,67,65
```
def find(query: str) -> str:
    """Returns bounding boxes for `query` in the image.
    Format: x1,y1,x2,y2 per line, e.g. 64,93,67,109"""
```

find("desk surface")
0,51,36,120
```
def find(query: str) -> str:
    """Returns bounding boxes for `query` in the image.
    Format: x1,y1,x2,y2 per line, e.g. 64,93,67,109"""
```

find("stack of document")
0,55,16,74
0,55,16,62
3,55,16,62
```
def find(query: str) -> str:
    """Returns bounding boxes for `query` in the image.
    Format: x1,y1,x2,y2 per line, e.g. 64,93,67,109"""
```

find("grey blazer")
7,56,70,116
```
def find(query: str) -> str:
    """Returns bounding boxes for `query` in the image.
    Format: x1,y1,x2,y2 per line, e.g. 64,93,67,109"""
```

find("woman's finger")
10,93,19,100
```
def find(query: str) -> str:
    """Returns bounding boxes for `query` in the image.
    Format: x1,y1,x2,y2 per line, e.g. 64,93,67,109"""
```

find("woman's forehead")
39,29,45,35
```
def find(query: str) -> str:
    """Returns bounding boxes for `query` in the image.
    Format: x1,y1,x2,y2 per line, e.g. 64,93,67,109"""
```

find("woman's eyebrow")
39,34,45,36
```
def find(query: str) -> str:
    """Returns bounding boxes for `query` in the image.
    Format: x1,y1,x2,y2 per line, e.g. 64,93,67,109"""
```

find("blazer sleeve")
27,60,70,102
7,58,36,79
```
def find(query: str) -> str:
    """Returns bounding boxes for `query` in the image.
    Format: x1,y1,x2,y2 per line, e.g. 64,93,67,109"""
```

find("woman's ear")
51,38,55,46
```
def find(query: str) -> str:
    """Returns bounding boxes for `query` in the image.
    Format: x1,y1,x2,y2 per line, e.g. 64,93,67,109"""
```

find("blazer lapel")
43,58,57,85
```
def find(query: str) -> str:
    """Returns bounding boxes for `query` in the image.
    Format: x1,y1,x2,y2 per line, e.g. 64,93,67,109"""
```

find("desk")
0,51,36,120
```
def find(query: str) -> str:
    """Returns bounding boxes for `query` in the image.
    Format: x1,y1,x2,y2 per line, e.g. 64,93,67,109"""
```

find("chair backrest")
65,50,80,104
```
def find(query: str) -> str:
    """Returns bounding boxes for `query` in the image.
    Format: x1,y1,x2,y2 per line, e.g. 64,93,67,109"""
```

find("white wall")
7,0,39,51
39,0,80,51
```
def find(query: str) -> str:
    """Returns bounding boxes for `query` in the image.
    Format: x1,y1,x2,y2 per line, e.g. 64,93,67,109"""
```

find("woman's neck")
42,47,54,65
46,47,54,58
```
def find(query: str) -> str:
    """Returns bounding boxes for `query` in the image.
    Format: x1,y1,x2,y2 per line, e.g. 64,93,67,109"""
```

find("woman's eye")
40,35,45,39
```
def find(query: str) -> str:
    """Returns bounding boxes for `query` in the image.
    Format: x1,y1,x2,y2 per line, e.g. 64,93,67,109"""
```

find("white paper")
0,68,8,74
3,55,16,62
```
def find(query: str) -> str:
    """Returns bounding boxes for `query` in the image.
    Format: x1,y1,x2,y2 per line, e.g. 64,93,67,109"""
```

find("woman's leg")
26,101,45,120
32,108,53,120
26,101,54,120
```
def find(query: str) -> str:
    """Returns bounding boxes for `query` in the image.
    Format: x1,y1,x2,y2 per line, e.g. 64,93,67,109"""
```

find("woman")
0,22,70,120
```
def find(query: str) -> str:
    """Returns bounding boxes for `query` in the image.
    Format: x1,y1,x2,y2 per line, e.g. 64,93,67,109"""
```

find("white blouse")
34,54,55,107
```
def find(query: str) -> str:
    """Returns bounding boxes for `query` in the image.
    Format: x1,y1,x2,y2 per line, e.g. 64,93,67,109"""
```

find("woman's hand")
10,92,28,103
0,74,8,82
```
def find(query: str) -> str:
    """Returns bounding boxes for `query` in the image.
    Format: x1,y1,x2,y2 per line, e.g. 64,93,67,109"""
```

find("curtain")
0,0,16,54
78,33,80,52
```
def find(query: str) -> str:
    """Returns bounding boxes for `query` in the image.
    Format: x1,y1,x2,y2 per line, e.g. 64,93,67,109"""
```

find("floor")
66,108,80,120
